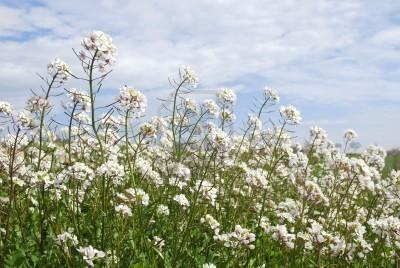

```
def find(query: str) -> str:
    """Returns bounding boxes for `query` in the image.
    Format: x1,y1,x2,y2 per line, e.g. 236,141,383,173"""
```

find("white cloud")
0,0,399,147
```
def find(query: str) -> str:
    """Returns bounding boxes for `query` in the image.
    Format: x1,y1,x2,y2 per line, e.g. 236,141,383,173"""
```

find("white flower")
194,180,218,205
97,160,125,185
157,204,170,216
248,114,262,129
203,263,217,268
280,105,302,125
140,123,156,137
17,112,34,128
173,194,190,209
115,204,132,217
55,162,94,192
233,225,256,249
269,224,296,249
149,116,168,131
124,188,150,207
26,96,50,113
105,250,120,266
201,214,220,234
264,87,280,103
47,58,70,81
214,224,256,249
77,246,106,267
217,88,236,104
363,145,386,170
203,99,219,117
298,180,329,205
221,110,236,122
81,31,117,69
118,86,147,116
55,228,79,249
344,129,358,140
245,168,268,189
67,89,91,111
171,163,191,180
182,66,198,87
74,112,90,123
208,127,233,152
153,236,165,250
310,126,327,140
184,98,198,113
0,102,12,116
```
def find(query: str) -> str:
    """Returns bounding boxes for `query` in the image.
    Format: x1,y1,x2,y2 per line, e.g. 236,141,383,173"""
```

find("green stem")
68,103,78,164
171,77,188,159
88,50,103,155
1,127,21,265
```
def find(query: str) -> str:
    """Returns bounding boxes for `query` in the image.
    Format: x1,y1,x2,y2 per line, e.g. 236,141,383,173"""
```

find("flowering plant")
0,31,397,267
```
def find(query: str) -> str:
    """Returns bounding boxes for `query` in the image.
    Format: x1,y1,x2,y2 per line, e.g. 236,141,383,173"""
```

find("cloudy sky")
0,0,399,148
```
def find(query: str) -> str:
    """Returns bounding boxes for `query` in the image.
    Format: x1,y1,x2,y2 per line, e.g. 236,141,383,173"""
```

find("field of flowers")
0,31,399,267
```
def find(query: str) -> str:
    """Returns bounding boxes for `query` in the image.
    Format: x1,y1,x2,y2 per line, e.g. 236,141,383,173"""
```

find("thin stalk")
88,50,103,155
171,78,188,159
37,74,56,255
68,103,78,164
1,127,21,265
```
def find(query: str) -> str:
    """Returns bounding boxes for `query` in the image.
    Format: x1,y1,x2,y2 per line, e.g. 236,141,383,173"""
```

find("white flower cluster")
67,88,91,111
297,179,329,205
173,194,190,209
280,105,302,124
193,180,218,205
168,162,191,189
244,168,269,189
78,245,106,267
55,162,94,200
203,99,220,117
140,122,157,137
208,127,233,152
47,58,70,82
115,204,132,217
134,157,163,186
156,204,170,216
182,66,199,87
214,225,256,250
26,96,50,113
248,114,262,130
17,111,34,128
97,160,125,185
118,85,147,116
217,88,236,104
117,188,150,207
344,129,358,140
0,101,12,116
268,224,296,249
55,228,79,252
201,214,220,234
81,30,117,70
264,87,280,103
115,188,150,217
368,216,400,247
221,110,236,122
184,98,198,114
152,236,165,251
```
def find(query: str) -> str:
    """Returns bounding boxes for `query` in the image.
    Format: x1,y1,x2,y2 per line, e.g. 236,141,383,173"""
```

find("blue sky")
0,0,399,148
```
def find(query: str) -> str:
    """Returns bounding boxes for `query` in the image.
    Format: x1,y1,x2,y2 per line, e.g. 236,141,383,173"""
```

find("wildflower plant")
0,30,398,267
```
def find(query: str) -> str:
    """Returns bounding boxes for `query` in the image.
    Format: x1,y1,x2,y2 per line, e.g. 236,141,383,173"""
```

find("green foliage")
383,149,400,177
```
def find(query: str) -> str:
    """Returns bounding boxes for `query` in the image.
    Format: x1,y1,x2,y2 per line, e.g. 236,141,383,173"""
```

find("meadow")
0,31,399,267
